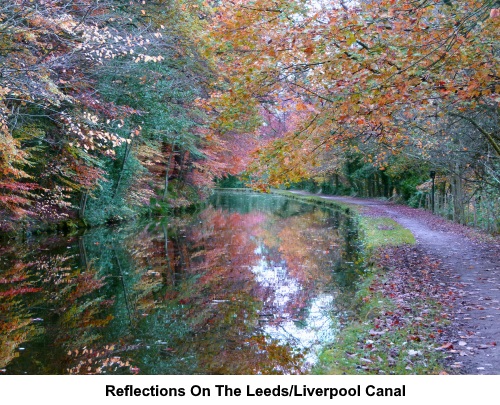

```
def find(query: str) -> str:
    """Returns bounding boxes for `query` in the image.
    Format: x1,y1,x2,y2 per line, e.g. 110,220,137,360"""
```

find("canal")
0,191,363,374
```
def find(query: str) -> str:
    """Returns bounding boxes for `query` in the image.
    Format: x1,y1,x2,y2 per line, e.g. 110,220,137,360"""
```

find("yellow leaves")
207,0,500,184
0,86,11,100
346,33,356,47
133,54,165,63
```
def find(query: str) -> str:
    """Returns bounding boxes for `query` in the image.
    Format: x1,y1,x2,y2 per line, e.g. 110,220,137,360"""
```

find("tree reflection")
0,192,361,374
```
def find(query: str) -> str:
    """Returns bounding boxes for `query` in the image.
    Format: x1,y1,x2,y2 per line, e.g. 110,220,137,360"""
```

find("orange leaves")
295,101,308,112
346,33,356,47
303,42,315,55
355,117,366,126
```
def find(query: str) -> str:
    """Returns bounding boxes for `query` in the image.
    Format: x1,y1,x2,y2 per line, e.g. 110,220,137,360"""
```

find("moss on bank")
360,217,415,253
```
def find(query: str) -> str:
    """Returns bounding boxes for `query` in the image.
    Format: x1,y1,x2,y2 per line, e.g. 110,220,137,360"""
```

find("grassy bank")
313,261,448,375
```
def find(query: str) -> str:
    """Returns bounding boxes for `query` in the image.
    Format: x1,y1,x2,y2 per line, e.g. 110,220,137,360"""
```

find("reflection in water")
0,191,362,374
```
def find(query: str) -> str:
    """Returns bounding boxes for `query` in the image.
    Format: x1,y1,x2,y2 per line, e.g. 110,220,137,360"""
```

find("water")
0,191,362,374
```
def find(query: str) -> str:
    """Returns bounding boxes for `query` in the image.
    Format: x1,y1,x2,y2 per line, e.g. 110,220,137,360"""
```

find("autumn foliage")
0,0,242,231
1,0,499,232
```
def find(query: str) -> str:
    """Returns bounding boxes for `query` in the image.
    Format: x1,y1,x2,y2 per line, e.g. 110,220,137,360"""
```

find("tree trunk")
113,138,134,200
163,142,175,200
79,191,88,219
452,164,464,224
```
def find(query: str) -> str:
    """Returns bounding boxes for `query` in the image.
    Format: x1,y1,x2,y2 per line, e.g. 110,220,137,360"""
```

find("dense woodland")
1,0,499,234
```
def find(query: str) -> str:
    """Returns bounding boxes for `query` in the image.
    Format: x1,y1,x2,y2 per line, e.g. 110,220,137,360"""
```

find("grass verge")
359,217,415,254
313,270,448,375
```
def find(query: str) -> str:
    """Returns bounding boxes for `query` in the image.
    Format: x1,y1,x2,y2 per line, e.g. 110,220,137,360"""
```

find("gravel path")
290,191,500,374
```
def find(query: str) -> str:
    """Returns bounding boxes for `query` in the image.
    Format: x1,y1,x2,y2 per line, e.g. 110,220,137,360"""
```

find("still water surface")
0,191,362,374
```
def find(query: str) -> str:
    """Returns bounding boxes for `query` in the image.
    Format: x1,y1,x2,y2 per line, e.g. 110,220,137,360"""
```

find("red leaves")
303,44,315,55
208,0,500,191
478,343,496,349
0,276,28,284
0,287,42,298
370,244,461,356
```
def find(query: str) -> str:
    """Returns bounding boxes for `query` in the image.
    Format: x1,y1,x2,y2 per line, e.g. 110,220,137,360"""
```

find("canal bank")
3,188,485,375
